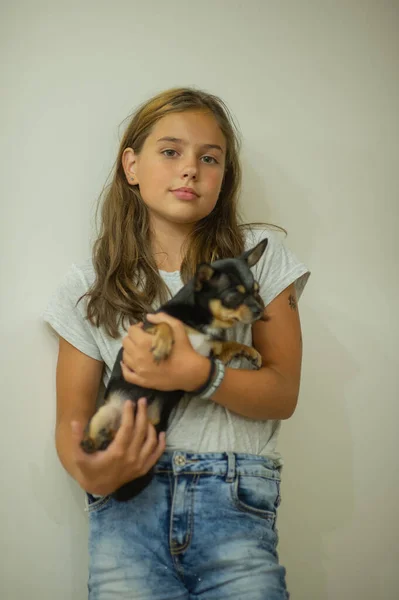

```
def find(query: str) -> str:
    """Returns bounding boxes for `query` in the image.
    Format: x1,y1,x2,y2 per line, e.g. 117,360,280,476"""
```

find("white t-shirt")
43,227,310,464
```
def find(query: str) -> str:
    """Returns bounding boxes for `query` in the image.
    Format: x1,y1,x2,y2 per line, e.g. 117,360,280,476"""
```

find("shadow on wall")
239,151,320,257
30,437,89,596
238,155,357,597
32,328,90,598
277,305,357,599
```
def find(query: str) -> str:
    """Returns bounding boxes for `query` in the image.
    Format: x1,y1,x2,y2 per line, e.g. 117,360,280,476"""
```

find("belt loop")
226,453,236,483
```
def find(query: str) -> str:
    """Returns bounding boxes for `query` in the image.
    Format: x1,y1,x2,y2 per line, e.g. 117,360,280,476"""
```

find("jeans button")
174,454,186,466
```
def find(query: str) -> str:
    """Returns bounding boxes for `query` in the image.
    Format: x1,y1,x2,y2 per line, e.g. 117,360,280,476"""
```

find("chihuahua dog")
81,237,268,501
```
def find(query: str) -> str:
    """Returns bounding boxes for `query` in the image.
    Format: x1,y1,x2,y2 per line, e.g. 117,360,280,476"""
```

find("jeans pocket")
85,493,112,514
231,475,280,521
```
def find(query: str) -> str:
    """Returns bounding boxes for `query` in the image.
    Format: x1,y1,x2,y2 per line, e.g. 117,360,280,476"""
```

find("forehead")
148,111,226,151
213,259,255,288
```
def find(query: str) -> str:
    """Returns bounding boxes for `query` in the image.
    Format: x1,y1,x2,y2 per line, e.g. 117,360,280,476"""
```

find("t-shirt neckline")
158,269,181,278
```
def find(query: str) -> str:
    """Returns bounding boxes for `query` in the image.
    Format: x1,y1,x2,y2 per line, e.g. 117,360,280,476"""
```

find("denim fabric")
86,451,289,599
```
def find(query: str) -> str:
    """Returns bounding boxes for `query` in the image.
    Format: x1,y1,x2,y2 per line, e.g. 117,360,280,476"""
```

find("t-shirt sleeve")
42,264,102,361
249,228,310,306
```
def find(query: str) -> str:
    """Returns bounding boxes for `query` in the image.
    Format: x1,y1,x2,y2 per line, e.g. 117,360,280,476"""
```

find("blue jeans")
86,451,289,599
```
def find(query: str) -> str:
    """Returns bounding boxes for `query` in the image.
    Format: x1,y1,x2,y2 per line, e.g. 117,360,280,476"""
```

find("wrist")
78,473,117,497
184,355,212,392
190,357,226,399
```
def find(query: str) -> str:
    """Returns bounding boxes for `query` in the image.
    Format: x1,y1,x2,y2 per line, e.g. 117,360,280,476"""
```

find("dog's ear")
241,238,268,268
194,264,215,291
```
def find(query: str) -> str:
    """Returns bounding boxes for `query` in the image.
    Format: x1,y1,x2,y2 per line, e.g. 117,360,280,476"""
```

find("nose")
252,307,262,319
181,156,198,180
251,298,265,321
183,168,197,180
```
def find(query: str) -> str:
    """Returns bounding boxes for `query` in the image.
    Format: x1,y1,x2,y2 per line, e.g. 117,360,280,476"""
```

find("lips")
171,187,199,200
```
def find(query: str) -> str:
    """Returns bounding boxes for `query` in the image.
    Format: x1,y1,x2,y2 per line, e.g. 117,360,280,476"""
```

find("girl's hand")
71,398,166,497
120,313,211,392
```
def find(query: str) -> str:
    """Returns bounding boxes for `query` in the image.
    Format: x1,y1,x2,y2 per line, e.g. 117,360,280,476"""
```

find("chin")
146,197,217,225
166,207,213,225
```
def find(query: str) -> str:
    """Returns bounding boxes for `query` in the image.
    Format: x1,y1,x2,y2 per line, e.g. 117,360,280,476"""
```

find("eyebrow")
156,136,224,154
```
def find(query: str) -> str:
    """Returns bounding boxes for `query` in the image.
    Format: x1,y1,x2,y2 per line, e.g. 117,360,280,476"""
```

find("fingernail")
139,397,147,407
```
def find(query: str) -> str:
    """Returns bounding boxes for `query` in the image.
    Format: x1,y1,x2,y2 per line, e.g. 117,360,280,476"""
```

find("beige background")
1,1,398,598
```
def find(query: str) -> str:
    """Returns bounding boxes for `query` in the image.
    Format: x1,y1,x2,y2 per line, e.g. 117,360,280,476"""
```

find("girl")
44,87,310,599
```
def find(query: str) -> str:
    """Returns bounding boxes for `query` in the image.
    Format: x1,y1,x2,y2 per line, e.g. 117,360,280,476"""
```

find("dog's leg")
80,328,170,455
80,393,127,453
80,391,164,453
211,341,262,369
145,322,174,363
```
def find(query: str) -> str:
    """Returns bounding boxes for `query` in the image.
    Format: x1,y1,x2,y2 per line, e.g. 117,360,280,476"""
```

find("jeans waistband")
153,451,282,481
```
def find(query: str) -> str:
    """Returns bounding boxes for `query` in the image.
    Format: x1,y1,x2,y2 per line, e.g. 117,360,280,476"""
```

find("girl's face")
122,110,227,228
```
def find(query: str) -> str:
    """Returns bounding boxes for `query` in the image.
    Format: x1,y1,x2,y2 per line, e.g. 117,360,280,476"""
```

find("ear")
194,264,215,291
122,147,139,185
242,238,268,268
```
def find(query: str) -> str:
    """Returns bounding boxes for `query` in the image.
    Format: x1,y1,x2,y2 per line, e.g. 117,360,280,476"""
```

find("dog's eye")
223,291,243,308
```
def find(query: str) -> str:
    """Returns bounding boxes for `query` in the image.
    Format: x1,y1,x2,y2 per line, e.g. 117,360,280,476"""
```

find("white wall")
1,1,398,598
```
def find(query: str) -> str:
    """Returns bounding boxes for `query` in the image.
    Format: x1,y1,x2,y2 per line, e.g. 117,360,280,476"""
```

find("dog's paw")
81,426,115,453
80,396,126,453
150,323,174,363
217,342,262,370
247,348,262,369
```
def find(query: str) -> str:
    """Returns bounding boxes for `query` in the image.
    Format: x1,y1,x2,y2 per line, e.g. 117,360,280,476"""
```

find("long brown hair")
82,87,282,338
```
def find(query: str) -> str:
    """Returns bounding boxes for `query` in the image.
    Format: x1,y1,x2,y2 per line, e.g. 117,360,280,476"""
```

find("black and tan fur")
81,238,269,501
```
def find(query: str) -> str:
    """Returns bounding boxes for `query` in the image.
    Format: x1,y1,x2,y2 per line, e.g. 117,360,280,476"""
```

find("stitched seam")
166,474,185,581
84,495,112,513
275,479,281,509
170,474,199,555
169,474,179,555
156,469,280,479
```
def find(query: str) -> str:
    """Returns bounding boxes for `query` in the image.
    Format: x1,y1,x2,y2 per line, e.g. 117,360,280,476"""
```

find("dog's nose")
253,306,268,321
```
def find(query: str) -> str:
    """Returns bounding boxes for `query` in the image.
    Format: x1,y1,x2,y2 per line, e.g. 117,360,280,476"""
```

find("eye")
201,155,218,164
162,149,179,158
223,291,243,308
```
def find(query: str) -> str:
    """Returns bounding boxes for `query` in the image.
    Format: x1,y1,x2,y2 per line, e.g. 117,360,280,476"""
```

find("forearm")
189,356,299,420
55,420,84,484
212,366,298,420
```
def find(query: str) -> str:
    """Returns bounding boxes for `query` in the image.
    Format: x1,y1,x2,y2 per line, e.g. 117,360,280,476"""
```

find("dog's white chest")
187,332,212,357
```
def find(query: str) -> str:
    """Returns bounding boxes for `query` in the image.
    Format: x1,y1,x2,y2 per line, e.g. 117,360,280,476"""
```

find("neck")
150,216,194,272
